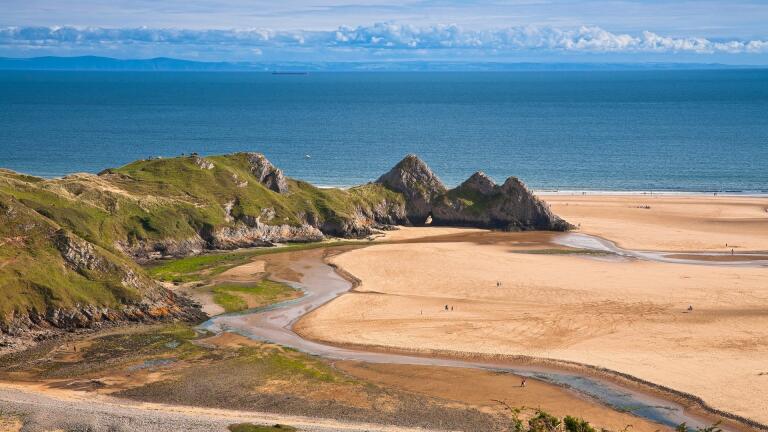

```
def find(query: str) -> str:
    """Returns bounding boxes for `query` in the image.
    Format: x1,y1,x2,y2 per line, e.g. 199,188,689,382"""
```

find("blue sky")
2,0,768,64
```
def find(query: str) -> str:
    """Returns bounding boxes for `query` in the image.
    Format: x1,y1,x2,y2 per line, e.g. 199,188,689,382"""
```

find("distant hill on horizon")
0,55,760,72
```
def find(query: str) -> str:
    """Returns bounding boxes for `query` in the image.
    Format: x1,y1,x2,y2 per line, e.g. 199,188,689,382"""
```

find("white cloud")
1,23,767,57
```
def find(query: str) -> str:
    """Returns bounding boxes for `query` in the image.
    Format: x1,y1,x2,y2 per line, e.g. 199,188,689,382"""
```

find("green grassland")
146,240,364,283
0,154,402,255
210,280,300,313
0,153,403,323
0,191,147,318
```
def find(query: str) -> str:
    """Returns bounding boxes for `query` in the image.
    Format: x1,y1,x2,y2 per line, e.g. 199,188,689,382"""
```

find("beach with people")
295,194,768,425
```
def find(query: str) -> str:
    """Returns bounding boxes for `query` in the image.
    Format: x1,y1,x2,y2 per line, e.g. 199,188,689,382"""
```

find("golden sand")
548,194,768,251
296,195,768,424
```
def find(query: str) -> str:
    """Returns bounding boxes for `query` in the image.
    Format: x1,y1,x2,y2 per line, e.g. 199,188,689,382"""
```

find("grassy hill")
0,153,405,259
0,153,404,332
0,152,568,337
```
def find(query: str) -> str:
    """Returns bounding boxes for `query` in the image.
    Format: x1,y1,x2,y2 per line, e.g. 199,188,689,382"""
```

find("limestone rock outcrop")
242,152,289,194
431,173,572,231
375,154,447,224
376,157,572,231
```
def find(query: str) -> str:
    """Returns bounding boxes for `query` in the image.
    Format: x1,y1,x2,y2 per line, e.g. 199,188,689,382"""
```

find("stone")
241,152,289,194
376,156,572,231
375,154,447,224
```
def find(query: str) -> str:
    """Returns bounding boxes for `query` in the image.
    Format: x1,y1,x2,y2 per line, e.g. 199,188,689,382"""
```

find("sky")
2,0,768,64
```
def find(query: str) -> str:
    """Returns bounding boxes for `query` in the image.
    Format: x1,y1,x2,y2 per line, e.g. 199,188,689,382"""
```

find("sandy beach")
547,194,768,252
295,194,768,425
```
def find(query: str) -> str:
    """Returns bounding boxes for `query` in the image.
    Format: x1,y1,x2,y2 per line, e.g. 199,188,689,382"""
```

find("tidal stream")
200,232,764,430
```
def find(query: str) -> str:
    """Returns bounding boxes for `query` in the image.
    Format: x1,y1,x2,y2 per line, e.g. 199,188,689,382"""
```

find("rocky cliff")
242,152,289,194
375,154,447,225
0,192,205,350
431,172,572,231
376,158,572,231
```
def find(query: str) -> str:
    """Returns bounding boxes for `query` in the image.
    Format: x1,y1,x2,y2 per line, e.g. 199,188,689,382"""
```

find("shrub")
529,410,562,432
564,416,597,432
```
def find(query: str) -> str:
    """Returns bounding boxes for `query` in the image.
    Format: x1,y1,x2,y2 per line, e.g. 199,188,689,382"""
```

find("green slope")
0,153,404,324
0,191,147,319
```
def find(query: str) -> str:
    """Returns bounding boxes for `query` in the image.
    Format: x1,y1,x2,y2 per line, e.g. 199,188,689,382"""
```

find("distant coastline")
0,55,764,72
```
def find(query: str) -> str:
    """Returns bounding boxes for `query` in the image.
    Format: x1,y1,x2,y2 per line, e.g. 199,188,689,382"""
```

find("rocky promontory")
0,152,569,343
375,156,572,231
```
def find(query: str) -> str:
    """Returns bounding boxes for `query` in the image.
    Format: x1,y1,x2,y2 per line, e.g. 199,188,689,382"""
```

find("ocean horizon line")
2,55,768,72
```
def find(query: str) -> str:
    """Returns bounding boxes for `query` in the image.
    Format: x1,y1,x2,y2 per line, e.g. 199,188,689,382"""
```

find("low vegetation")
146,240,361,283
211,280,300,313
0,152,401,324
494,401,724,432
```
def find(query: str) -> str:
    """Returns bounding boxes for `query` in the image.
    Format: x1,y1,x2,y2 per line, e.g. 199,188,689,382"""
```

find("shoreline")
1,234,762,431
294,223,768,430
297,251,766,432
316,185,768,197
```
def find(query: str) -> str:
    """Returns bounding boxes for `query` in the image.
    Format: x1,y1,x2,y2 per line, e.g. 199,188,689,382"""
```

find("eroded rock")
241,152,289,194
375,154,447,224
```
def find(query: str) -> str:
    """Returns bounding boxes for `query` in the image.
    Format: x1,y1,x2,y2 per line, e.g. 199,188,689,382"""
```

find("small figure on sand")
687,305,694,312
496,281,501,288
521,377,527,387
445,305,448,311
731,248,735,255
451,306,454,311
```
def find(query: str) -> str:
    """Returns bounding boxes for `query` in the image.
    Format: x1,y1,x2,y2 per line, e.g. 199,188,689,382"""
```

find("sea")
1,70,767,193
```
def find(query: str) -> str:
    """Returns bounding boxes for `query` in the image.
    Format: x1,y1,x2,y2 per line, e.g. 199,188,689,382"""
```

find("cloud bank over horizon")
2,23,768,64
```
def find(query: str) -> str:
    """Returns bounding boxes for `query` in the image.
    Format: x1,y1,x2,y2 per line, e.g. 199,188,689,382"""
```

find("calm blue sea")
1,70,767,192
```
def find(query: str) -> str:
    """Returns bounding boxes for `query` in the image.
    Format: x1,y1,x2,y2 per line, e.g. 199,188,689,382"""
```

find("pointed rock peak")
376,154,446,194
376,154,446,224
459,171,497,195
500,176,530,194
396,154,430,171
239,152,289,194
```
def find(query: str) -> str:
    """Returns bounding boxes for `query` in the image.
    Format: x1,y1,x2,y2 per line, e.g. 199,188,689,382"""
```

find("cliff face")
1,153,568,264
375,154,447,224
0,193,204,349
242,152,289,194
376,159,572,231
431,172,573,231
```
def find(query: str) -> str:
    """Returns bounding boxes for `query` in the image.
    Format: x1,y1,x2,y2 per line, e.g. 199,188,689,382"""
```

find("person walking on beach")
521,377,527,388
688,305,693,312
445,305,448,311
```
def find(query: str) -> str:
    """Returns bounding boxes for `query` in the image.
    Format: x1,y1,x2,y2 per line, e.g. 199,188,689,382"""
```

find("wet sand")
546,194,768,252
295,197,768,425
197,244,732,430
337,362,667,432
